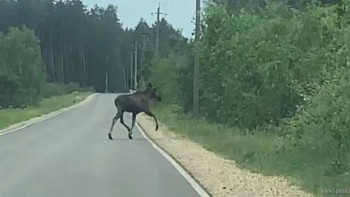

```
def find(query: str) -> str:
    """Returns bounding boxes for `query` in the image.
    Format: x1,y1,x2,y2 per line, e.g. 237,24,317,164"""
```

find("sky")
82,0,200,38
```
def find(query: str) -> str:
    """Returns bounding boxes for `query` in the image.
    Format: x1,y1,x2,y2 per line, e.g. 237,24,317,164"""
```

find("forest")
0,0,185,107
148,0,350,195
1,0,350,195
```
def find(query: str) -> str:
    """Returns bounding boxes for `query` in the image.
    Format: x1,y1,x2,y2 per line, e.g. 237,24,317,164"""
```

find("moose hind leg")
144,110,159,131
109,111,122,140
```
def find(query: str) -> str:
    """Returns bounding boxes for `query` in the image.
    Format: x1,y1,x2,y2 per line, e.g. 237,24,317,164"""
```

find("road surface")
0,94,201,197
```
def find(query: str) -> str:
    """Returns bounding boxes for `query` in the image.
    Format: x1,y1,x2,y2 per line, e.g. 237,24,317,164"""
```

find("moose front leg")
109,111,122,140
144,110,159,131
128,113,137,140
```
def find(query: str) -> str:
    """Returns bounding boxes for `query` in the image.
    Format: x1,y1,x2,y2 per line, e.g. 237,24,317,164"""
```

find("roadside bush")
0,74,24,107
0,26,45,108
148,58,179,104
281,66,350,174
39,82,94,98
200,3,305,128
145,0,350,195
198,1,349,130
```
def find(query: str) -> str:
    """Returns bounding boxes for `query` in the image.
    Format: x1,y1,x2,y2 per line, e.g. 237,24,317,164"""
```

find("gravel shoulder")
137,113,315,197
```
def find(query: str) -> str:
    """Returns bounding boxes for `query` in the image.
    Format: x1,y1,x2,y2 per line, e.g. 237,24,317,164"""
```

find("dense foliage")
144,0,350,193
0,0,184,108
0,27,44,107
0,0,125,92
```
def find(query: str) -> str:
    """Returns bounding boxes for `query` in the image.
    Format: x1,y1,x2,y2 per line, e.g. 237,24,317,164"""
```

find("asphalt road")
0,94,201,197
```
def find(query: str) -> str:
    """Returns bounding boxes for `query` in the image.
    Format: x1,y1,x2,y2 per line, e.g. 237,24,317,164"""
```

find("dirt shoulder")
137,113,314,197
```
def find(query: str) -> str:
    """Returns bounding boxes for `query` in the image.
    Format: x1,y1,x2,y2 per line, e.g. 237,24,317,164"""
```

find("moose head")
146,83,162,101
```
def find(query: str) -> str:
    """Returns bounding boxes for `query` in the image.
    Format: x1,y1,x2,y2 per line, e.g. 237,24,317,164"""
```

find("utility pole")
125,62,129,90
193,0,201,118
105,73,108,93
129,51,133,90
123,65,127,91
134,41,138,90
105,54,109,93
141,32,146,88
152,3,166,60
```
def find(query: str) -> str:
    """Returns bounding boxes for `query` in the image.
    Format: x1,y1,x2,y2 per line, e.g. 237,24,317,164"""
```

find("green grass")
153,103,350,197
0,92,92,130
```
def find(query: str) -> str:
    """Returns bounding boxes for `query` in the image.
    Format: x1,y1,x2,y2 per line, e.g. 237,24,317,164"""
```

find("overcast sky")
82,0,201,38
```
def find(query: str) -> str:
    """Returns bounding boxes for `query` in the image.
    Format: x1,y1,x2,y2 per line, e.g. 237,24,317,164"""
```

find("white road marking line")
136,122,211,197
0,93,97,137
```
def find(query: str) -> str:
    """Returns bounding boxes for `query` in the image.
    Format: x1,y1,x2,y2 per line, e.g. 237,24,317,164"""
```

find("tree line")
145,0,350,189
0,0,185,107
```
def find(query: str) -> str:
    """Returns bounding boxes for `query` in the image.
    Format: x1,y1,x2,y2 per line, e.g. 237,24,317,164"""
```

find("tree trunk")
63,44,68,83
59,26,65,83
60,50,64,83
105,54,109,93
123,66,126,91
49,27,56,82
81,47,87,87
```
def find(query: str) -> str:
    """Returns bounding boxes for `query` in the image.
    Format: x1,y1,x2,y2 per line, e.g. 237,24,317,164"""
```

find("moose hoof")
108,134,113,140
128,134,133,140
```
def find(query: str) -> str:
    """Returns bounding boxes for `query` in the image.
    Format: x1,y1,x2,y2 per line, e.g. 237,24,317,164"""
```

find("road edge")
136,122,212,197
0,93,97,137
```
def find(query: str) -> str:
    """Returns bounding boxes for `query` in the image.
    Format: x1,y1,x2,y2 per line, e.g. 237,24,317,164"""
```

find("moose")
108,83,162,140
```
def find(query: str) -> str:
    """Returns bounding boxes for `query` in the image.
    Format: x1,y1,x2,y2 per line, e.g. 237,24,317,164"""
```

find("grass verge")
153,103,350,197
0,92,92,130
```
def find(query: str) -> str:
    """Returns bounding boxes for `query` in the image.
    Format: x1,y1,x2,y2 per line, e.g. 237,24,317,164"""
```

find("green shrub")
148,58,180,104
39,82,94,99
0,26,45,108
147,1,350,195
